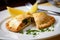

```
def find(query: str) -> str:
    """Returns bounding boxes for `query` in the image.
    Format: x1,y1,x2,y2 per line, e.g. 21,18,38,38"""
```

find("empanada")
6,14,32,32
33,12,55,29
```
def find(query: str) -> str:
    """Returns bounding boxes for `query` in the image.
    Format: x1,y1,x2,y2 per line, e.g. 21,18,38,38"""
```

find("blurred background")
0,0,60,11
0,0,48,11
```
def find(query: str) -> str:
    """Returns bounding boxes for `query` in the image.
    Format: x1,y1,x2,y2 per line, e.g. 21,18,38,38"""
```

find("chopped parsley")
26,29,39,35
52,30,54,31
47,29,51,32
40,29,45,32
19,30,23,34
33,33,36,35
19,24,54,37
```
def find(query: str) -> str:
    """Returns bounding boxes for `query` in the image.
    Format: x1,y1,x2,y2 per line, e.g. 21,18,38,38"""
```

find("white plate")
0,6,60,40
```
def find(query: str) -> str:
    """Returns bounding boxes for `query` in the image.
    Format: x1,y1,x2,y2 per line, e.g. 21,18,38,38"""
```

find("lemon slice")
7,7,25,18
29,2,38,13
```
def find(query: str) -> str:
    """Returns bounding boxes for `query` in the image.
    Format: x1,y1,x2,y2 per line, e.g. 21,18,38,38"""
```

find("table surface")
0,2,60,40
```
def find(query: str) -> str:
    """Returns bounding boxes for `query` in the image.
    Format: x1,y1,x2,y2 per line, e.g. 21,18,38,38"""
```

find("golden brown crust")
6,21,29,32
6,14,32,32
6,20,31,32
6,21,20,32
6,12,55,32
37,16,55,29
33,12,55,29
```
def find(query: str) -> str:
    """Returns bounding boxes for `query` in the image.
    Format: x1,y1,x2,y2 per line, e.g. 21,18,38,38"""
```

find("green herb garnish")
26,29,40,35
46,28,49,30
52,25,54,28
26,29,40,32
33,33,37,35
19,24,55,36
19,30,23,34
47,29,51,32
26,29,31,35
45,27,51,32
52,30,54,31
32,32,37,37
40,29,45,32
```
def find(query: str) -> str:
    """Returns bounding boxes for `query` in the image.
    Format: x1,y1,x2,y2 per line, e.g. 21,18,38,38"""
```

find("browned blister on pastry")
33,12,55,29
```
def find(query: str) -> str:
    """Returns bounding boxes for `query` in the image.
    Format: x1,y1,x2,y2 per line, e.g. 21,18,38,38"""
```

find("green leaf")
33,33,37,35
